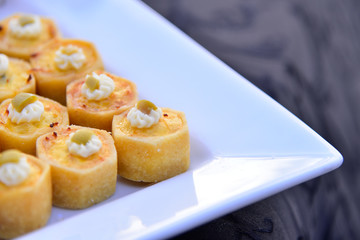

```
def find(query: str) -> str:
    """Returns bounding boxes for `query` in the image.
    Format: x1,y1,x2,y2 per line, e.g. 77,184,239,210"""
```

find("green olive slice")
71,129,94,145
137,100,158,115
18,15,35,27
12,93,38,113
85,76,100,91
0,149,22,166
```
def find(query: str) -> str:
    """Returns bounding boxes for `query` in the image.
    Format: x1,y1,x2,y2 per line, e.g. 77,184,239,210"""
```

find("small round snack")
0,149,52,239
0,54,35,103
0,13,59,60
30,38,104,105
0,93,69,155
67,71,138,131
112,100,190,182
36,125,117,209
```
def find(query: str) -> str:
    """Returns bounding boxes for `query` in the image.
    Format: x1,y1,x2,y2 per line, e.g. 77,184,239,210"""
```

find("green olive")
12,93,38,113
137,100,158,115
71,129,94,145
18,15,35,27
0,149,22,166
85,76,100,91
0,74,6,82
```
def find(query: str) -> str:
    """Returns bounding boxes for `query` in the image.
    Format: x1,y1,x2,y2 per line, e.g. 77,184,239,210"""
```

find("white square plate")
0,0,342,239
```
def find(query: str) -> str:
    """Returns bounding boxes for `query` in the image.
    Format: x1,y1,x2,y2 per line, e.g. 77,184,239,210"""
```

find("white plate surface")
0,0,342,239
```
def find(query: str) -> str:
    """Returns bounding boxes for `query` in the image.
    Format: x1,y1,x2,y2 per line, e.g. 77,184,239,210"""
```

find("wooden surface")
143,0,360,239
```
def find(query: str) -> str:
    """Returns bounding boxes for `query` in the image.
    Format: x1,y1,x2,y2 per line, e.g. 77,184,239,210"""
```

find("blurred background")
143,0,360,239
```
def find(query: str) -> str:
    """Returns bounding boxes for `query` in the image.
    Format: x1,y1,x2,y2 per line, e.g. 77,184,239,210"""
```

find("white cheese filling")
127,107,162,128
54,45,86,70
8,100,44,124
9,15,42,39
0,157,30,186
0,54,9,76
67,133,102,158
81,72,115,100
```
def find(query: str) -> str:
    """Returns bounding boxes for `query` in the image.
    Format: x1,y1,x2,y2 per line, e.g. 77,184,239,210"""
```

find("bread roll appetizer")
112,100,190,182
0,13,59,60
66,71,137,131
0,149,51,239
0,93,69,155
30,38,104,105
36,125,117,209
0,54,35,103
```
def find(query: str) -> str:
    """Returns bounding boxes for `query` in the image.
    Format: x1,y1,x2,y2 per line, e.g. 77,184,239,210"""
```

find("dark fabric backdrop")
142,0,360,239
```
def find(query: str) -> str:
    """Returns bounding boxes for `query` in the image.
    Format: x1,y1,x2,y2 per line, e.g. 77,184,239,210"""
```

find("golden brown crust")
30,38,104,105
0,57,36,103
0,14,60,60
0,95,69,155
0,154,52,239
66,71,138,131
36,125,117,209
112,108,190,182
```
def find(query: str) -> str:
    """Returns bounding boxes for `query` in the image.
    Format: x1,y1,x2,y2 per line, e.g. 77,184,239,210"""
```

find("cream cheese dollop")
81,72,115,100
9,15,42,39
67,131,102,158
127,100,162,128
8,100,44,124
0,156,30,186
0,54,9,76
54,45,86,70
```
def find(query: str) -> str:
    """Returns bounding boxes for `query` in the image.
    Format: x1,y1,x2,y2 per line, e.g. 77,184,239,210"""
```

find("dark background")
143,0,360,239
